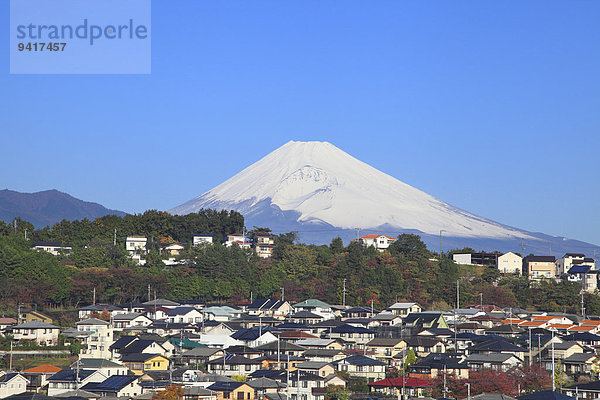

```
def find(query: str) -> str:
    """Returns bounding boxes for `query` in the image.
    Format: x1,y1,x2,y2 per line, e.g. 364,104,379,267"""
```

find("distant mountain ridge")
170,141,600,255
0,189,126,228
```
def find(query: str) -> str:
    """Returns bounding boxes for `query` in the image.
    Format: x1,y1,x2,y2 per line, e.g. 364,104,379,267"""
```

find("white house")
0,373,29,399
193,234,214,246
112,313,152,330
126,236,147,264
47,369,107,396
224,234,251,249
556,253,596,276
387,302,422,317
76,318,114,359
293,299,336,321
358,235,396,251
498,252,523,275
166,306,204,324
11,321,60,345
251,232,275,258
73,358,129,378
31,241,72,256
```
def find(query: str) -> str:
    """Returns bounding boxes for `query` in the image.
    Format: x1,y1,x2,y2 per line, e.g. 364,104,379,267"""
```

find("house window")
224,392,230,399
237,392,245,400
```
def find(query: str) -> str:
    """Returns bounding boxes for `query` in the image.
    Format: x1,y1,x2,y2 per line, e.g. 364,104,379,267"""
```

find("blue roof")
121,339,158,354
0,373,21,383
48,369,96,382
331,324,374,334
231,327,272,341
568,265,593,274
517,390,575,400
94,375,138,391
207,381,246,391
333,355,386,366
165,306,198,316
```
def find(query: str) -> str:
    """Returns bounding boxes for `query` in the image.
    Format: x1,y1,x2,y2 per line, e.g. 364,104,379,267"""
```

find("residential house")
564,265,598,293
251,232,275,258
368,377,431,399
293,300,335,321
231,327,278,348
358,235,396,252
409,353,469,380
73,358,128,378
296,362,335,378
160,242,185,256
366,338,407,364
465,353,523,372
207,355,262,377
332,355,386,382
564,381,600,399
0,373,29,399
193,234,214,246
21,364,62,392
498,252,523,275
522,255,556,280
31,241,72,256
78,304,125,320
404,337,446,358
387,302,422,317
0,318,17,334
21,310,53,324
301,349,345,364
112,313,152,330
120,353,169,375
248,299,292,319
166,306,204,324
403,312,449,332
225,234,251,249
556,253,596,276
452,252,499,266
294,339,343,351
76,318,113,359
82,375,143,397
207,381,255,400
47,369,107,396
326,324,375,347
11,321,60,345
563,353,597,375
126,236,147,264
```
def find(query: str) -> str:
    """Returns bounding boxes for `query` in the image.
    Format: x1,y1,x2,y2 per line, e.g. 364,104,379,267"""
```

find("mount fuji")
170,141,598,255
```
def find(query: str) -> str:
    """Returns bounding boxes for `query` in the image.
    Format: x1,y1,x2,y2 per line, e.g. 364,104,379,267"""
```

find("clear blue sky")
1,1,599,245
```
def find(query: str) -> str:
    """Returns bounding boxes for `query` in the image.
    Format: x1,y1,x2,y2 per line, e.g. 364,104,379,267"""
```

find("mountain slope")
0,189,126,228
171,141,532,239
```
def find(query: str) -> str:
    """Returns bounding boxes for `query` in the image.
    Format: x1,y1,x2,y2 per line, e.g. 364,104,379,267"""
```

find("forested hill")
0,189,126,228
0,209,598,318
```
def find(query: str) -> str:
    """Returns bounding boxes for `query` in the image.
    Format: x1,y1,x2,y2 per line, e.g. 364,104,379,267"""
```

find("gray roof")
72,358,123,369
388,302,418,309
54,390,98,399
248,377,285,389
296,361,330,370
367,338,405,347
112,312,144,321
141,298,180,307
14,321,59,329
181,347,223,357
466,353,520,363
76,318,109,326
563,353,596,363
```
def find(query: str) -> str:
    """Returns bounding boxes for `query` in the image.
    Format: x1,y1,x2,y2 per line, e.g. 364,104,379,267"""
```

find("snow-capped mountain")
169,141,598,254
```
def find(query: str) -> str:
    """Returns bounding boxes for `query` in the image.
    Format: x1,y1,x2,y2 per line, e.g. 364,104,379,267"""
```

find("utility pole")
581,292,586,319
280,287,285,302
355,228,360,241
114,229,117,246
551,329,556,391
342,278,347,307
521,239,524,257
24,228,27,241
528,328,532,367
93,288,96,306
9,340,13,371
148,284,151,302
439,230,446,259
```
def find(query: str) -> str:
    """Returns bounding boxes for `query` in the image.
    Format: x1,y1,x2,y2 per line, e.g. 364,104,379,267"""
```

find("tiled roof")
22,364,62,374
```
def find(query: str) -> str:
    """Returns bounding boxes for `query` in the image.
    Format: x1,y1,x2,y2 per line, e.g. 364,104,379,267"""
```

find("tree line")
0,211,598,316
